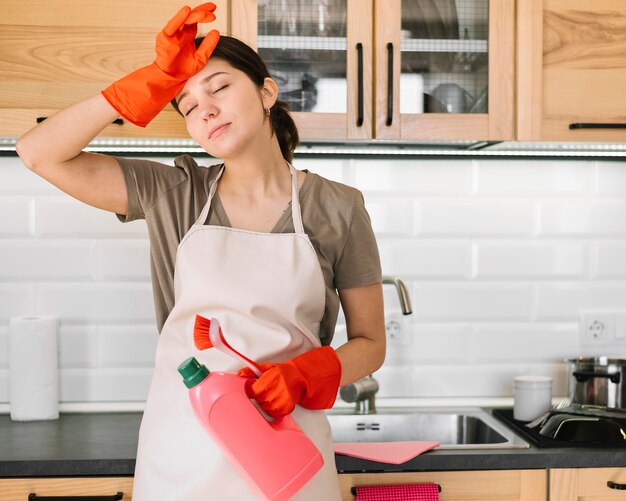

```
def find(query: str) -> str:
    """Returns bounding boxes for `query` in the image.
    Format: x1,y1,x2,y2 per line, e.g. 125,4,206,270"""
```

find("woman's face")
175,58,275,158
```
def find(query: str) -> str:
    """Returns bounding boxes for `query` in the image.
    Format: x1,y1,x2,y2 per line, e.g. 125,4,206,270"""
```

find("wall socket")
386,312,411,346
579,311,626,346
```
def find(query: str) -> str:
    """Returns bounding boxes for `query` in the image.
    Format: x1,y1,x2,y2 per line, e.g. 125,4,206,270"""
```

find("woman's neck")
219,138,290,201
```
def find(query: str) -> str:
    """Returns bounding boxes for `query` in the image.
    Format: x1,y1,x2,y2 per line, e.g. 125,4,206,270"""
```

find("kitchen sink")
326,407,529,449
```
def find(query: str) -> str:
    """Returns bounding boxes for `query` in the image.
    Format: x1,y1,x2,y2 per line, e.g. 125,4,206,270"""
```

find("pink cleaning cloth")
354,483,440,501
333,441,439,464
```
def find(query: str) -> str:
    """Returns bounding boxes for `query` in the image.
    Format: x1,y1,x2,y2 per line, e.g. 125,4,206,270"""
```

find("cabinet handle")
386,42,393,126
607,481,626,490
28,493,123,501
36,117,124,126
356,43,363,127
569,123,626,129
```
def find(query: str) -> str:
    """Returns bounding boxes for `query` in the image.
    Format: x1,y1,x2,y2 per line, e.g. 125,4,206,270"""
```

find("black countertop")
1,411,626,477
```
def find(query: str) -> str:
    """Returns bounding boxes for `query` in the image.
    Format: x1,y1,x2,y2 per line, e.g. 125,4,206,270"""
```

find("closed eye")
184,105,197,117
213,85,228,94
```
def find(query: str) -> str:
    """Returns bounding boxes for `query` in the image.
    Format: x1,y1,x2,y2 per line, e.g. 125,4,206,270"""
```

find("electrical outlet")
579,311,626,346
386,312,411,346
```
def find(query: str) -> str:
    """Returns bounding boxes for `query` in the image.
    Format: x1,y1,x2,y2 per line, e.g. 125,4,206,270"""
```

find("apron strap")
288,162,305,235
194,162,305,235
194,164,225,227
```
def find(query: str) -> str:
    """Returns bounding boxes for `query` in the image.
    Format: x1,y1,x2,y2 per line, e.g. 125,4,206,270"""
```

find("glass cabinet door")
376,0,514,141
232,0,373,140
400,0,488,115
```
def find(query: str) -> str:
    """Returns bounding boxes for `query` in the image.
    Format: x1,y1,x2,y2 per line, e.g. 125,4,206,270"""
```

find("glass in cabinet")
231,0,373,140
376,0,515,141
231,0,514,142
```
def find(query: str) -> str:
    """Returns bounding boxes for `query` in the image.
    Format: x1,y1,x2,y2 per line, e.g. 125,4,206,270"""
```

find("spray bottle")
178,357,323,501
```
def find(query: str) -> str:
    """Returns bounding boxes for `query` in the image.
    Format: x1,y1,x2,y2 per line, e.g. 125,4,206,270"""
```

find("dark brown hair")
172,35,299,162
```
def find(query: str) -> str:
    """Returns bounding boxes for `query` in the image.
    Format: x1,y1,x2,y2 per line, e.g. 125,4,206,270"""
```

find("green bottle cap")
178,356,210,389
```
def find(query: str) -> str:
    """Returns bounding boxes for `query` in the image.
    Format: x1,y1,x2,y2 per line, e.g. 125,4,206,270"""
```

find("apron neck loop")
196,163,305,235
288,162,305,235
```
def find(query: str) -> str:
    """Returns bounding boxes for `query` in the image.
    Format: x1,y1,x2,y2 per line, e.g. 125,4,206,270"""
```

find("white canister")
513,375,553,421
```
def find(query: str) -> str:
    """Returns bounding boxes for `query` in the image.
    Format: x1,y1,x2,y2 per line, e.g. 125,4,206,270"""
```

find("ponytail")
269,99,299,163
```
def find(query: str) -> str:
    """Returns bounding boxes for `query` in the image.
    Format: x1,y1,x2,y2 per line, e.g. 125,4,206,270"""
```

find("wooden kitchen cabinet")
0,476,133,501
550,468,626,501
517,0,626,142
231,0,515,142
339,469,546,501
0,0,228,139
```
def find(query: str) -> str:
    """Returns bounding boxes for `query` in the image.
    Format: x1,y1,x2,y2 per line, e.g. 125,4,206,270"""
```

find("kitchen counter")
1,411,626,477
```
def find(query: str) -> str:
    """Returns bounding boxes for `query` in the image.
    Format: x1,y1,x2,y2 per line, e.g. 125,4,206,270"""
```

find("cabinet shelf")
258,35,347,51
258,35,488,54
401,38,487,53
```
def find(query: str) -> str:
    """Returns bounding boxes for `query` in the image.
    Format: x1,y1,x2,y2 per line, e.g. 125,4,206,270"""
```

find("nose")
200,102,218,121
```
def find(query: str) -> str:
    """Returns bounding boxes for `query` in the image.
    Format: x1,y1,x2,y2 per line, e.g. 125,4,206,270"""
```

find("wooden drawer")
0,477,133,501
339,469,545,501
550,467,626,501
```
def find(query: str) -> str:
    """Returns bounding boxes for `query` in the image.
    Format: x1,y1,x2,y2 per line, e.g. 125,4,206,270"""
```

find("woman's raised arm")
16,95,128,215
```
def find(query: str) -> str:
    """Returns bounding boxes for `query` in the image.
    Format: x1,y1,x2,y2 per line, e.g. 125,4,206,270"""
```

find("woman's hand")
237,346,342,419
101,3,220,127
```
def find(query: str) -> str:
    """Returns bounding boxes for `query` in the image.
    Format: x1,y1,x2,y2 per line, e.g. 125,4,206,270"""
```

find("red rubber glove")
237,346,342,419
101,3,220,127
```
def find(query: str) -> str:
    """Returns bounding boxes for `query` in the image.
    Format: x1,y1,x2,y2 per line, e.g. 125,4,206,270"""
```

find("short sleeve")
114,156,189,222
333,190,382,290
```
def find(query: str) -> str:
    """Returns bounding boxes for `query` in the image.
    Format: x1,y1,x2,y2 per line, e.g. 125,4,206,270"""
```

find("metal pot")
566,357,626,409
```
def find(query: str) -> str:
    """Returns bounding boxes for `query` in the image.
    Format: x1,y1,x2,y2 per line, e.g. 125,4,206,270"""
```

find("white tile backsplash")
476,159,594,196
378,240,471,278
0,240,93,280
539,200,626,237
596,162,626,196
474,241,587,279
354,158,472,195
36,283,155,324
535,282,626,321
36,196,147,238
364,197,417,237
411,282,533,321
0,197,33,237
419,199,535,237
591,241,626,278
1,154,626,404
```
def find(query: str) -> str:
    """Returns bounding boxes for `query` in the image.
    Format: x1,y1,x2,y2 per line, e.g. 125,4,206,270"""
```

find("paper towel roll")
9,316,60,421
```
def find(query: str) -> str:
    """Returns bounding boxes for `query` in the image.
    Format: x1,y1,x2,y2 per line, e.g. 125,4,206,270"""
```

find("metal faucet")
382,275,412,315
339,376,379,414
339,276,413,414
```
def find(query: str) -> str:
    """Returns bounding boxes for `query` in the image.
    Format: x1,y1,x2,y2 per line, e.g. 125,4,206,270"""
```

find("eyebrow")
176,71,230,106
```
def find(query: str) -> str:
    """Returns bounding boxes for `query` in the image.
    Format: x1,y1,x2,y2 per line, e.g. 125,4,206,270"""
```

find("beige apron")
132,164,342,500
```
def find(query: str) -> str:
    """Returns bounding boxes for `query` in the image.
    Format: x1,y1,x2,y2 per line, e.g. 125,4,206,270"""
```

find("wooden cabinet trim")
488,0,516,140
516,0,544,140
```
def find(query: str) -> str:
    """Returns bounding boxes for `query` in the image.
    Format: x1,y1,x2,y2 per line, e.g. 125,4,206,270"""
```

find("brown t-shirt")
115,154,381,345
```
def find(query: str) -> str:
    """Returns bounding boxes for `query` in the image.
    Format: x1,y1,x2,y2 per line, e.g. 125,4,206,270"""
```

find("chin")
201,143,236,161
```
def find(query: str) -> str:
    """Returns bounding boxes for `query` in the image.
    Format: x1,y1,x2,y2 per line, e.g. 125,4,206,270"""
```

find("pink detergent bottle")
178,356,324,501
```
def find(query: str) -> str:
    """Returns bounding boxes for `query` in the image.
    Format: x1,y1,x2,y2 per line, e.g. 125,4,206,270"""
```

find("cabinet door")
231,0,373,140
0,477,133,501
0,0,228,139
517,0,626,141
550,468,626,501
339,469,545,501
375,0,515,141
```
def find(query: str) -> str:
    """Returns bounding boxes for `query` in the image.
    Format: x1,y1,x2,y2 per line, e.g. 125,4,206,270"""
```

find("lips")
208,122,230,140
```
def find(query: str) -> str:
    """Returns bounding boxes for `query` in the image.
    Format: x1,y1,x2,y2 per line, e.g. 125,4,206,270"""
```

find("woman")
16,3,385,500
